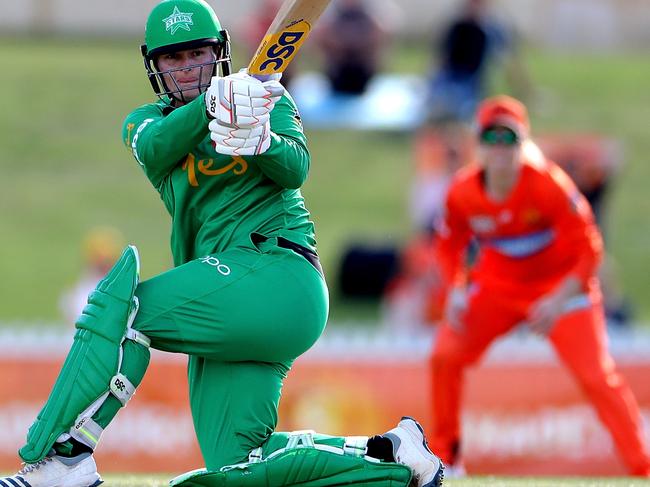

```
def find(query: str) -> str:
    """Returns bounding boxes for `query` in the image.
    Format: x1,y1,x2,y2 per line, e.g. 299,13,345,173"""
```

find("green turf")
445,478,650,487
1,36,649,323
1,470,649,486
90,474,650,486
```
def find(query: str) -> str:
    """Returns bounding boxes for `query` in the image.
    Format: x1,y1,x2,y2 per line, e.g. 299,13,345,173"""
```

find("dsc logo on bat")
251,21,310,74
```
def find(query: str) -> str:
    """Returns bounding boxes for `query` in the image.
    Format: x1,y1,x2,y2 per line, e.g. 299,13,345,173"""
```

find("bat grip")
250,73,283,83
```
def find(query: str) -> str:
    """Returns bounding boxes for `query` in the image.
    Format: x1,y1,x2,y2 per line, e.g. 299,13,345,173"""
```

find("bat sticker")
250,20,311,75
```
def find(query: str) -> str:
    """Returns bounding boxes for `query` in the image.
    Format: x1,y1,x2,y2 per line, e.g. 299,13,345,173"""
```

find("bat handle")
249,71,283,83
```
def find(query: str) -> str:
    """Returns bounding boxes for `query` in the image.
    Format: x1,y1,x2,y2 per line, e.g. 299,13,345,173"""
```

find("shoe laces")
18,457,53,474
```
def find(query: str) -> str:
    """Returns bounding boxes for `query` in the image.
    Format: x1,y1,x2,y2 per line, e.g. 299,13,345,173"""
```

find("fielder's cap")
476,94,529,138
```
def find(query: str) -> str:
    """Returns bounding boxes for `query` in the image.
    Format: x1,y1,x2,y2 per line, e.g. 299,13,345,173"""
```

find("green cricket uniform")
16,87,412,485
11,2,432,484
119,91,329,469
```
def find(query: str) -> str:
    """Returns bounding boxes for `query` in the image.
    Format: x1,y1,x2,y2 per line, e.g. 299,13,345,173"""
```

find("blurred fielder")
0,1,446,486
428,95,650,477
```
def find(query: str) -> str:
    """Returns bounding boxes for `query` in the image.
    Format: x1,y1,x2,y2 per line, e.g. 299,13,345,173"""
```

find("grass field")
1,36,649,323
91,474,650,486
1,471,649,487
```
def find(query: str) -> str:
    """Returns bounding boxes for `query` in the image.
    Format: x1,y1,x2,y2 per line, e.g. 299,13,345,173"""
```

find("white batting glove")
205,71,284,128
209,118,272,156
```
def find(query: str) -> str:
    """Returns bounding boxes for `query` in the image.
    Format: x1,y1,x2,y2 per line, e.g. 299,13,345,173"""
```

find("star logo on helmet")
163,7,194,35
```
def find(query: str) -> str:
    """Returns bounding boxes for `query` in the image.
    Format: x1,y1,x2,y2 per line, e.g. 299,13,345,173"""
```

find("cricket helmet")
141,0,232,102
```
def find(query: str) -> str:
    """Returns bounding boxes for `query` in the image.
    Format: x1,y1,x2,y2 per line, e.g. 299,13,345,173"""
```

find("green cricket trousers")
95,234,329,469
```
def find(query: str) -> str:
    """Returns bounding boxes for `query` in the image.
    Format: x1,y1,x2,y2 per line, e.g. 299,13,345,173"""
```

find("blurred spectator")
382,116,475,329
240,0,297,88
338,243,399,300
59,226,125,324
409,116,476,233
427,0,532,121
315,0,389,95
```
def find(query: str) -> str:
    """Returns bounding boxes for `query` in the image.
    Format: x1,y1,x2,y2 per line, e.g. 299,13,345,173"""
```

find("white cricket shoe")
384,417,445,487
443,463,467,478
0,453,103,487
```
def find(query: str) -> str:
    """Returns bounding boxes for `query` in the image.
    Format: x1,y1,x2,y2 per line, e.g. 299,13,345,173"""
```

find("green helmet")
141,0,231,102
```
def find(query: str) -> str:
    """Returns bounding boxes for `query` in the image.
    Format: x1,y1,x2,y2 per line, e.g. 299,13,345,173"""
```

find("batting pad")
19,246,141,463
171,432,411,487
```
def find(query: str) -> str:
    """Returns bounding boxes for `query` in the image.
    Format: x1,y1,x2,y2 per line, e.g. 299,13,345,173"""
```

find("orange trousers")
429,283,650,476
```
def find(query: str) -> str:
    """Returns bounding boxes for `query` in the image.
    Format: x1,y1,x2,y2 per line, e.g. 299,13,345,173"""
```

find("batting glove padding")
205,71,285,128
209,119,272,156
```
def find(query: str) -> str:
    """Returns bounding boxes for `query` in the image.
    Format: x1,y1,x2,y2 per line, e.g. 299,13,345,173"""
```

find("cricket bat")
247,0,332,79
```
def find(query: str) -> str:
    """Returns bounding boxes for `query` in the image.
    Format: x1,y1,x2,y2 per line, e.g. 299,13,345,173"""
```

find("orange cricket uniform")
429,155,650,476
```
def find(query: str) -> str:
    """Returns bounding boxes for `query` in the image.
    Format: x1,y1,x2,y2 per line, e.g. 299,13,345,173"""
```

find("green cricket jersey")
122,92,316,266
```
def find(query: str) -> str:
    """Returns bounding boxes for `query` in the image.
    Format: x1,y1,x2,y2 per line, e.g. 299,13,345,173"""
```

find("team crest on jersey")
469,215,496,233
163,7,194,35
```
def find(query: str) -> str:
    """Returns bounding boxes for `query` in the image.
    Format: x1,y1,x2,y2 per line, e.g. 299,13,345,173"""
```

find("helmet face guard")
142,0,232,104
141,34,231,104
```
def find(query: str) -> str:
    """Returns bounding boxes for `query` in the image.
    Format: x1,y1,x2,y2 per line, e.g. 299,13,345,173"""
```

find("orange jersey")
435,155,603,291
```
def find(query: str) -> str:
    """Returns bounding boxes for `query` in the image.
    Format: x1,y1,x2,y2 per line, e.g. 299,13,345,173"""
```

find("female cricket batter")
429,95,650,477
1,1,443,487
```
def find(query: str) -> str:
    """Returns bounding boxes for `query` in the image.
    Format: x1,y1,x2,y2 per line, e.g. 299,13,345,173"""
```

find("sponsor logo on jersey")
182,153,248,187
163,6,194,35
200,256,231,276
482,229,556,258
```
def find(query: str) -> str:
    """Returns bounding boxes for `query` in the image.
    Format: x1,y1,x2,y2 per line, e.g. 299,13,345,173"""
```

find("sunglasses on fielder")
480,127,520,146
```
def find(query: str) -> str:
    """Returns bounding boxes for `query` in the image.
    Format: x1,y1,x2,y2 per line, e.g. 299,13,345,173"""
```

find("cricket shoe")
443,462,467,478
384,417,445,487
0,452,103,487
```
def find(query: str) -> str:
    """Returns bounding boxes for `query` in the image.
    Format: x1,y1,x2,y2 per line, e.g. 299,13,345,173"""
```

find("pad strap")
19,246,143,463
69,416,104,450
127,296,140,328
248,447,263,463
124,296,150,348
110,373,136,406
286,430,316,449
62,370,135,451
267,431,373,460
235,431,376,469
170,430,409,487
62,311,144,449
343,436,370,458
125,328,151,348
